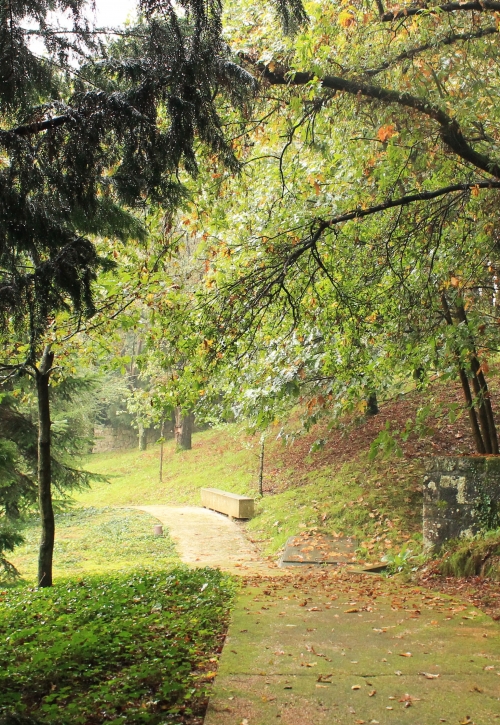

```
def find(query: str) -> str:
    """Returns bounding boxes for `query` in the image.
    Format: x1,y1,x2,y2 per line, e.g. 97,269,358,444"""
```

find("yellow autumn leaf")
338,9,356,27
377,124,396,142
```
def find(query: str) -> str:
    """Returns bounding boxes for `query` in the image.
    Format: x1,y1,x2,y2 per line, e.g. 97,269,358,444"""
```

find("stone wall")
92,425,161,453
423,456,500,551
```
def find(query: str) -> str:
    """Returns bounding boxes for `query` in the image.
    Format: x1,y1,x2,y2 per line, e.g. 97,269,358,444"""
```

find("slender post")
159,420,164,483
258,434,265,496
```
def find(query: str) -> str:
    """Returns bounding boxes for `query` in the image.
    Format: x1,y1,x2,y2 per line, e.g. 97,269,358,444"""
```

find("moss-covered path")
205,571,500,725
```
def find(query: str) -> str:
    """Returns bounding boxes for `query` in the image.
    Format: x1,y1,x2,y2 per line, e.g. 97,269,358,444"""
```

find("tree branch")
315,181,500,232
366,26,498,76
381,1,500,22
7,115,71,136
254,62,500,178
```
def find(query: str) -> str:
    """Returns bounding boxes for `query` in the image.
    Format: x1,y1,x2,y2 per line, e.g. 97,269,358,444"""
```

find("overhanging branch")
315,181,500,233
254,62,500,179
8,115,71,136
381,1,500,21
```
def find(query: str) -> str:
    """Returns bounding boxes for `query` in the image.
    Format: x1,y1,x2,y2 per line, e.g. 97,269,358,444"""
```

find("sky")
93,0,138,27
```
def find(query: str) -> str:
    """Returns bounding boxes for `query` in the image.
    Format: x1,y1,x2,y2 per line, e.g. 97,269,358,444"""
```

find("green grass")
78,426,260,507
246,455,424,560
10,508,179,583
0,567,236,725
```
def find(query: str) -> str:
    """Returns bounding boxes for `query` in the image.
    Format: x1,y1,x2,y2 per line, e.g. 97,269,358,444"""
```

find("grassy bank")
79,424,425,564
79,426,260,507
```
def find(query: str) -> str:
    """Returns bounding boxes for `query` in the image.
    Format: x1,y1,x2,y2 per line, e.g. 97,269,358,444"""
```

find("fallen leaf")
368,690,376,697
352,685,361,690
344,608,359,613
420,672,440,679
399,652,412,657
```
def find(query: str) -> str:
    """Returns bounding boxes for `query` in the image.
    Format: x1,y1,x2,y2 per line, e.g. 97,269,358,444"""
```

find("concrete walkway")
130,505,499,724
205,573,500,725
133,505,277,575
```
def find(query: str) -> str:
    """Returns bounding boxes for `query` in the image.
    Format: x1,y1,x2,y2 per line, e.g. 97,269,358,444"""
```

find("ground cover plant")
0,567,236,725
9,508,178,583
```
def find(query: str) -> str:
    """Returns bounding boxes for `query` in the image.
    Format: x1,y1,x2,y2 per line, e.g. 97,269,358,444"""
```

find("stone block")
201,488,254,519
423,456,500,551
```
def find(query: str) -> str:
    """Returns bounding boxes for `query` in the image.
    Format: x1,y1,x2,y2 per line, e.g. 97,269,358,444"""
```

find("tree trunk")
36,346,55,588
138,422,147,451
174,408,194,450
366,391,379,416
159,420,164,483
455,303,499,454
441,294,488,454
258,435,265,496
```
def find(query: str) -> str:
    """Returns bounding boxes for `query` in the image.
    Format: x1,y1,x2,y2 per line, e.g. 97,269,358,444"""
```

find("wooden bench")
201,488,254,519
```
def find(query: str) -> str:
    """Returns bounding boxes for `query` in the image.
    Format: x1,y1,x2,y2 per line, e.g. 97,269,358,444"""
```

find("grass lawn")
78,426,260,508
10,507,179,583
80,425,425,563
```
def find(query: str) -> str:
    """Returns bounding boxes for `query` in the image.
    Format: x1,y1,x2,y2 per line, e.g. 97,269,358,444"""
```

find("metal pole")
159,420,164,482
258,434,265,496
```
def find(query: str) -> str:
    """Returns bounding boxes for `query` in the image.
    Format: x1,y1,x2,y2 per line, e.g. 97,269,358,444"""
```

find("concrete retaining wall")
92,425,160,453
423,456,500,551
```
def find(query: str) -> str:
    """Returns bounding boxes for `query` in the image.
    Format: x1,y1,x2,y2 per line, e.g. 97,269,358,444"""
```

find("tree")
192,0,500,450
0,370,102,581
1,0,280,584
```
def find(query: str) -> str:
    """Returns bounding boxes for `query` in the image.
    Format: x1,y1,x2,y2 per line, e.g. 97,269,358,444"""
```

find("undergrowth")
438,530,500,579
0,568,236,725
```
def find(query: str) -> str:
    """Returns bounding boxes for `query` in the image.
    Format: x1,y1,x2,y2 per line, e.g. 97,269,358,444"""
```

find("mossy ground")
439,530,500,579
205,574,500,725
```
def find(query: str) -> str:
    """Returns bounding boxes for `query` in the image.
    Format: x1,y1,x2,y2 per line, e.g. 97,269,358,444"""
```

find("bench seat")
201,488,254,519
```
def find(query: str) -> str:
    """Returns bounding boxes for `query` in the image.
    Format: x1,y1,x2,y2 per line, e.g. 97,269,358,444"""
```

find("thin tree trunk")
366,391,379,416
138,422,147,451
159,421,164,482
258,435,265,496
36,346,55,588
174,408,194,450
454,303,499,454
441,294,486,454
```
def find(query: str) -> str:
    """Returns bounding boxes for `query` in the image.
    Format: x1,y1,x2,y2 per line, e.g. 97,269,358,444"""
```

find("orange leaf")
377,124,396,142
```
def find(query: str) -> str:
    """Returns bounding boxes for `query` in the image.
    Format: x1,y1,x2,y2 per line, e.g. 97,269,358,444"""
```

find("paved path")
129,505,499,724
205,573,500,725
132,505,278,575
